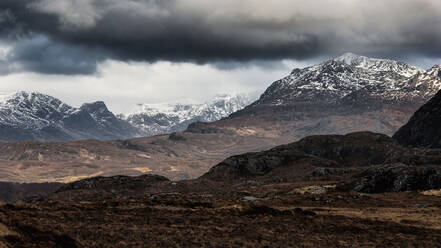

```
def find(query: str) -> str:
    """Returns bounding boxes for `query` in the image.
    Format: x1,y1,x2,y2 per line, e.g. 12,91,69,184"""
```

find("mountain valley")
1,53,441,247
0,54,441,183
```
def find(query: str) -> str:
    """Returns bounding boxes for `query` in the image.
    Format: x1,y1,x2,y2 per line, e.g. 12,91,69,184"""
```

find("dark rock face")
202,132,407,181
203,147,337,181
76,101,145,140
202,131,441,187
341,164,441,193
0,182,63,202
290,132,405,166
394,89,441,148
56,174,169,192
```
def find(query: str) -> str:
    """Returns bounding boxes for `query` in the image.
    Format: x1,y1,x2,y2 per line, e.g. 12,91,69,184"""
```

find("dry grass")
309,207,441,230
0,223,15,236
290,185,336,195
420,189,441,196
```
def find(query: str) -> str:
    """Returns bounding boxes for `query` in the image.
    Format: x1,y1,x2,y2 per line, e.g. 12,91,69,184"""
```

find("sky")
0,0,440,113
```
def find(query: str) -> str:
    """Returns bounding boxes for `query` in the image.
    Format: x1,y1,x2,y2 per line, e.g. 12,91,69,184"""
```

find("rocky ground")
1,176,441,248
2,130,441,247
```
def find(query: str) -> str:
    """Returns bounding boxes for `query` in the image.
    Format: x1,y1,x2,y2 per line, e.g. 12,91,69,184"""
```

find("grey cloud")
3,35,101,74
1,0,441,74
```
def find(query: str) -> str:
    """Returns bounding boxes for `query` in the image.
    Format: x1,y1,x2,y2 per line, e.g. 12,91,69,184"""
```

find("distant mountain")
224,53,440,137
0,91,145,141
121,93,257,136
249,53,424,108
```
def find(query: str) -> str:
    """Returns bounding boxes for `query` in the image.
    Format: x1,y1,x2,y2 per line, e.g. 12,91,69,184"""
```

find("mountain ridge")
252,53,425,107
121,93,258,136
0,91,144,141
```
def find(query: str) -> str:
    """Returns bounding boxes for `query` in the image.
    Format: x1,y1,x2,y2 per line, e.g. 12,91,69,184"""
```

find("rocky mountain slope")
394,68,441,148
202,131,441,183
220,53,439,138
0,91,145,141
253,53,424,107
122,93,257,136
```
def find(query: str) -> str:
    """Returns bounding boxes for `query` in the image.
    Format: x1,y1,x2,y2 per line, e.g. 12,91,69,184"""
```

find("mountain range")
0,91,144,141
120,93,257,136
0,53,440,183
0,91,255,141
1,53,440,143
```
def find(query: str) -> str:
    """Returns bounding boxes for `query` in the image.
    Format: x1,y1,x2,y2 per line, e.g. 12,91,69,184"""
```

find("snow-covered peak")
427,65,441,76
257,54,434,106
1,91,74,113
334,52,371,64
334,53,424,77
0,91,144,141
0,91,76,130
123,93,258,135
130,93,256,118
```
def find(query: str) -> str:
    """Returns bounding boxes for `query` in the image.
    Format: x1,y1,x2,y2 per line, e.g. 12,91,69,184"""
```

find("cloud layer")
1,0,441,74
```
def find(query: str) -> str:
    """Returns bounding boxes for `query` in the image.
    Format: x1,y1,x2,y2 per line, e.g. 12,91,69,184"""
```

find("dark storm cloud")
4,35,102,75
0,0,441,74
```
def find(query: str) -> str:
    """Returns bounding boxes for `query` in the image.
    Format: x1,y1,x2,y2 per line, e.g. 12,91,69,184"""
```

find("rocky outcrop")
394,79,441,148
202,131,441,183
202,147,337,181
290,132,406,166
56,174,169,192
202,132,409,181
0,182,62,202
340,164,441,193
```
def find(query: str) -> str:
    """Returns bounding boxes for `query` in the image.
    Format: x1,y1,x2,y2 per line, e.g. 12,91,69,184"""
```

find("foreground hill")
394,73,441,148
0,92,144,141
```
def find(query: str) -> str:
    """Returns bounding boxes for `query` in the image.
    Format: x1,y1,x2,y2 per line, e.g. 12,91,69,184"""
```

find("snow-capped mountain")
0,91,144,141
226,53,441,138
405,64,441,98
255,53,425,106
122,93,258,136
